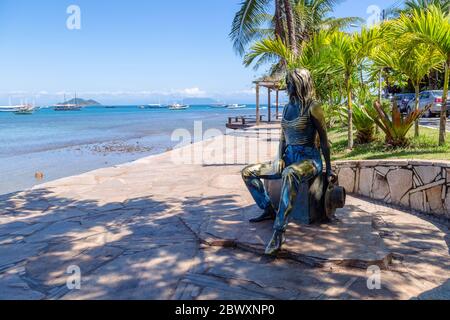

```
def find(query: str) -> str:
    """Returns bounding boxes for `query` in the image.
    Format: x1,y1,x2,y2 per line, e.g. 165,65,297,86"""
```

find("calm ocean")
0,105,262,195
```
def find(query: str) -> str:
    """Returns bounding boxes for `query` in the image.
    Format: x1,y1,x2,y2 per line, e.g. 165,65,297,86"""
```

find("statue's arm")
310,103,332,178
275,128,287,173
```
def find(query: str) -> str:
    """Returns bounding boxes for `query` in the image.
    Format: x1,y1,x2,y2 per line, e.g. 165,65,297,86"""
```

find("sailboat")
1,98,36,114
54,93,82,111
210,102,227,108
14,105,35,115
227,104,247,109
14,101,35,115
169,103,190,110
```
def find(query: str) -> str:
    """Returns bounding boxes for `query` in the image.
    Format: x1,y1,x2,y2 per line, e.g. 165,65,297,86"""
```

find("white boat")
210,103,227,108
140,104,167,109
0,103,35,113
148,104,166,108
54,104,82,111
227,104,247,109
54,93,82,111
14,104,35,115
0,105,22,112
169,103,190,110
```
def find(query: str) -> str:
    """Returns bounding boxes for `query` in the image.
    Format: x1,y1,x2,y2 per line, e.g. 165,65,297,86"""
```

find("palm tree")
328,28,381,149
230,0,297,56
371,41,444,137
230,0,361,58
244,27,380,150
403,0,450,13
294,0,363,43
391,5,450,145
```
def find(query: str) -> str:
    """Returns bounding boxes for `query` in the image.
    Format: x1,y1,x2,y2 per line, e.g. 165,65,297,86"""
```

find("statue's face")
287,77,297,98
287,69,314,103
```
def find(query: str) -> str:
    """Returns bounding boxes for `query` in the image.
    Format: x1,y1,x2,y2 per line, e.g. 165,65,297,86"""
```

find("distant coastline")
56,98,101,107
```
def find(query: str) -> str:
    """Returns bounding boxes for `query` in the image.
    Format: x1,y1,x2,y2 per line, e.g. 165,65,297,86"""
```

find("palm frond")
230,0,272,56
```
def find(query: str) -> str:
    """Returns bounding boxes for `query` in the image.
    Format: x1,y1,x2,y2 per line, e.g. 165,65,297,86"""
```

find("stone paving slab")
181,200,393,269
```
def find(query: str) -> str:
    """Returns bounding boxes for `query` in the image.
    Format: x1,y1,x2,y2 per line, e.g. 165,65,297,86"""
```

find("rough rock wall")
333,160,450,219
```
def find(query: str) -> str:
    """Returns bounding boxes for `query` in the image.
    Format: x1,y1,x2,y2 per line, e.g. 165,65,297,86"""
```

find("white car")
406,90,450,117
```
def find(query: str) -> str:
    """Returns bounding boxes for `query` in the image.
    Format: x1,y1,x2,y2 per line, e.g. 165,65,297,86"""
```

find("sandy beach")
1,126,449,300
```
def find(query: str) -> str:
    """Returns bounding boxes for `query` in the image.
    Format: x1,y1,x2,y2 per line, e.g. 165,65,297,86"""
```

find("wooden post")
276,90,279,120
256,84,260,126
268,88,272,123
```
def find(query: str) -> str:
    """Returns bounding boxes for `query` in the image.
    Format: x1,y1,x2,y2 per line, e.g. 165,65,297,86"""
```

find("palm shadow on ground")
0,187,448,300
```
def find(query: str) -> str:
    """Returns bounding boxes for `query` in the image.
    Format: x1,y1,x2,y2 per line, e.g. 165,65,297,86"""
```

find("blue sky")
0,0,398,105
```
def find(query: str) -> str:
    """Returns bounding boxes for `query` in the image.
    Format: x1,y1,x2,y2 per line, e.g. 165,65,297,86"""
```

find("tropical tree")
391,5,450,145
230,0,361,61
403,0,450,13
327,27,381,149
230,0,297,57
371,40,444,137
293,0,363,43
243,27,380,149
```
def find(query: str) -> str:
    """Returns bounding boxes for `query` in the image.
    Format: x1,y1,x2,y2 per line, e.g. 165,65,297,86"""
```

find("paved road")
420,118,450,132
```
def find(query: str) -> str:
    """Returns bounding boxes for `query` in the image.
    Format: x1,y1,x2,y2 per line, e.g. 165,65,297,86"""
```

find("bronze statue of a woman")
242,68,333,256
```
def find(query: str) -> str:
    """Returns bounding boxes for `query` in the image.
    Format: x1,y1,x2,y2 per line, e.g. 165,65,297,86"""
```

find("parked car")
406,90,450,117
394,93,415,113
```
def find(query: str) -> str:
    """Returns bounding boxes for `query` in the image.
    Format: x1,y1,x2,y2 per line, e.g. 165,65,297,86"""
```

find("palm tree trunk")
377,69,383,135
283,0,298,56
414,84,420,138
439,58,449,146
274,0,284,39
346,76,354,150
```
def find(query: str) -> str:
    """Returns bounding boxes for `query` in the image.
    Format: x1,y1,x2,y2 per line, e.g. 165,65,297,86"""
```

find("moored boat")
14,104,35,115
147,104,167,109
140,104,167,109
0,106,21,112
210,103,227,108
54,104,82,111
227,104,247,109
54,93,83,111
169,103,190,110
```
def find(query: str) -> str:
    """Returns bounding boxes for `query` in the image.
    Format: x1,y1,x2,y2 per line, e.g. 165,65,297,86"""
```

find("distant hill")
57,98,101,106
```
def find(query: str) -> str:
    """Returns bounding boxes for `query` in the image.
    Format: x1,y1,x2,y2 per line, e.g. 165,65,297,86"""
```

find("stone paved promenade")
0,129,449,300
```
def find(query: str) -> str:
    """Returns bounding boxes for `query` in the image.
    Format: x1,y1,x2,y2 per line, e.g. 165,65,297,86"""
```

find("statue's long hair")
286,68,315,113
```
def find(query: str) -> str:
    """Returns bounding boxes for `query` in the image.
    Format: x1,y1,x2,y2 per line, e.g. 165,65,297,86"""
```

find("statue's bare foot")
249,204,276,223
265,230,285,256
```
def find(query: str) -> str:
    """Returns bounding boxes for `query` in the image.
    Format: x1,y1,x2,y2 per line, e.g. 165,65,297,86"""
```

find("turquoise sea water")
0,105,262,195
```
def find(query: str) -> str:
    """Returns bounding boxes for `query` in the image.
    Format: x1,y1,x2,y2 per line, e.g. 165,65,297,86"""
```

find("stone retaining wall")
333,160,450,219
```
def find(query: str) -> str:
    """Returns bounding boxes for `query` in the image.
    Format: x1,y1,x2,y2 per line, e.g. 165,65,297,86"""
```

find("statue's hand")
327,171,338,184
274,159,286,174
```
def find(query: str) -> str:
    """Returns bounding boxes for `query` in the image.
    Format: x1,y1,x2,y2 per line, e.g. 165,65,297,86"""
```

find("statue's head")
286,68,315,105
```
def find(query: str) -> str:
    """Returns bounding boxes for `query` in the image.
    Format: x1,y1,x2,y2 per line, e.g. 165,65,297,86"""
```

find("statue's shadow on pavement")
180,194,393,270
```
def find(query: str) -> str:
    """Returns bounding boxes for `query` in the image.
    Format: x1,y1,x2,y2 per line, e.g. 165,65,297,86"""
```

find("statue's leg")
275,161,318,231
241,163,276,210
265,161,318,255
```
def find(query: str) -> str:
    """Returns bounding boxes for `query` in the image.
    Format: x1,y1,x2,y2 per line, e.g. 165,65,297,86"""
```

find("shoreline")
1,128,249,197
0,106,255,196
28,122,281,194
1,119,281,196
0,138,169,196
